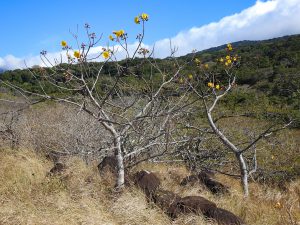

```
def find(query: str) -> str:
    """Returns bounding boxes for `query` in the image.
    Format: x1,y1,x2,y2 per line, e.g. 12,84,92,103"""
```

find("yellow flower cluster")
208,82,214,88
218,54,238,67
134,13,149,24
225,55,232,66
60,40,81,60
216,43,239,66
109,29,125,42
208,82,221,90
113,29,125,38
227,43,233,51
194,58,211,70
194,58,201,65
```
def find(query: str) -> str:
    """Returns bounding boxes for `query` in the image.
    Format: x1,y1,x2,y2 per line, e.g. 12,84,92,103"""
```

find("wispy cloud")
1,0,300,70
0,42,149,70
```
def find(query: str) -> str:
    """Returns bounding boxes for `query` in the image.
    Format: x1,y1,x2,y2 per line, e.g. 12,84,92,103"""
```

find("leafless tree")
186,45,293,197
0,16,195,189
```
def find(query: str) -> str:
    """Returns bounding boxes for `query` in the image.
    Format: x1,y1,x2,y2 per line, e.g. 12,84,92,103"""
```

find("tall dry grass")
0,148,299,225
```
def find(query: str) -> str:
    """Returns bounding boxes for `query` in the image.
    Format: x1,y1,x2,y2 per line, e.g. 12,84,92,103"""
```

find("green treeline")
1,34,300,126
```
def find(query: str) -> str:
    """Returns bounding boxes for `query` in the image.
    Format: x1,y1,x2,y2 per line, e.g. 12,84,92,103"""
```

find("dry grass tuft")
110,188,170,225
0,149,115,225
0,148,50,197
173,214,214,225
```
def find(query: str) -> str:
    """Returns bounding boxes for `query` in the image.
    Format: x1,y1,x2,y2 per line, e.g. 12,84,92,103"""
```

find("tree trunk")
101,120,125,190
114,136,125,189
207,110,250,197
236,152,249,197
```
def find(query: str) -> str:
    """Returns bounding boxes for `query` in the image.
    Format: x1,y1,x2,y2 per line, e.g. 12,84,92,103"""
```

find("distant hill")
181,34,300,96
192,34,300,54
0,68,5,74
0,34,299,126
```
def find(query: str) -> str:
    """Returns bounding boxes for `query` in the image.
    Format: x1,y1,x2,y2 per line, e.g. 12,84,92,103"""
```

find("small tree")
1,14,195,189
186,44,292,197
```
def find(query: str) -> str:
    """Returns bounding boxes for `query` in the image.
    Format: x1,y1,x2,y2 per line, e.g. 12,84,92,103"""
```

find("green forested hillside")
1,34,300,126
184,35,300,126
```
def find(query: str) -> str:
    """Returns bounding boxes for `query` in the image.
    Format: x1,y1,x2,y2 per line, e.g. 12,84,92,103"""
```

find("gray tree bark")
206,101,250,197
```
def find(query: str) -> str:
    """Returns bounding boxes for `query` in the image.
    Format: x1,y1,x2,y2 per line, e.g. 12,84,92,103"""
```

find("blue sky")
1,0,300,69
0,0,257,57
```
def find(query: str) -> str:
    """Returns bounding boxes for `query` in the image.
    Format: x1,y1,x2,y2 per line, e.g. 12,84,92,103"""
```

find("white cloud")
0,53,61,70
0,55,27,70
154,0,300,57
1,0,300,70
0,42,150,70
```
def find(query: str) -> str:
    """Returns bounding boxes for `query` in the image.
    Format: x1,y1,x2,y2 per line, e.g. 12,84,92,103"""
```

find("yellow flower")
194,58,201,65
225,62,229,66
219,58,224,62
227,59,232,64
179,78,184,84
233,57,237,61
188,74,193,80
102,51,110,59
227,43,233,51
109,35,114,41
61,40,67,47
216,84,220,90
74,51,80,59
208,82,214,88
271,155,275,160
226,55,231,60
113,30,125,38
141,13,149,21
204,64,209,69
134,16,140,24
119,30,125,36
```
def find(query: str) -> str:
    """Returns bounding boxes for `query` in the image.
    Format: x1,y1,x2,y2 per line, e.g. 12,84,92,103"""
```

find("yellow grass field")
0,148,299,225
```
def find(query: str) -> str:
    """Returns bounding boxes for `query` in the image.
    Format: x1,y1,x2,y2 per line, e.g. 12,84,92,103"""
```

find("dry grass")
110,189,170,225
0,149,299,225
0,149,115,225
